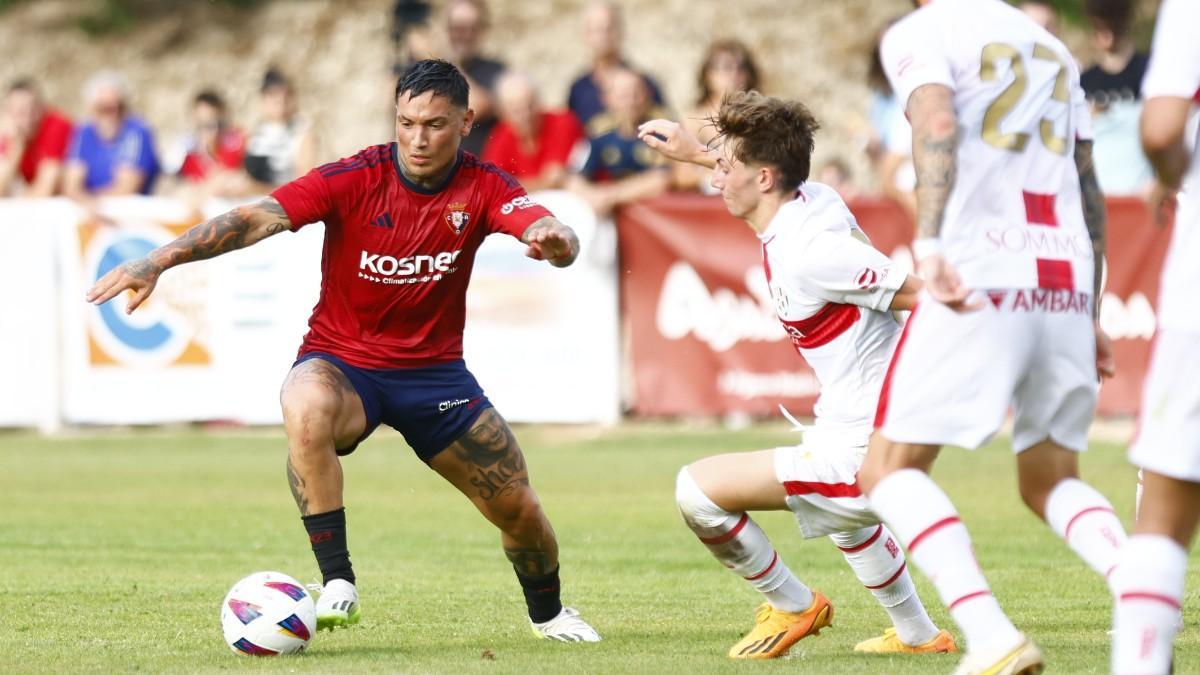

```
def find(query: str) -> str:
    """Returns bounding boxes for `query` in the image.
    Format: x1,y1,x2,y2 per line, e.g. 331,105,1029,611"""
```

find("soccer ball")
220,571,316,656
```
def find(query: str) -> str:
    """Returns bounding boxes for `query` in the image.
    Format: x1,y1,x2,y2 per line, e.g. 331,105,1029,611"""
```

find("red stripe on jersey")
784,479,863,499
1120,592,1181,610
782,303,861,349
874,303,920,429
1064,506,1116,541
1036,258,1074,291
1023,190,1058,227
865,561,907,590
907,516,961,553
744,551,779,581
698,513,749,545
836,524,883,553
948,590,992,612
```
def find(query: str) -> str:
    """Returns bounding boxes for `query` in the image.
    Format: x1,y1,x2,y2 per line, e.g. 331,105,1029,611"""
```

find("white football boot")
312,579,361,631
530,607,602,642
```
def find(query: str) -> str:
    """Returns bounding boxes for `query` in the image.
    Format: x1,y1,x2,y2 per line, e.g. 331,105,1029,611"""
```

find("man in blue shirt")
65,71,159,198
566,1,664,127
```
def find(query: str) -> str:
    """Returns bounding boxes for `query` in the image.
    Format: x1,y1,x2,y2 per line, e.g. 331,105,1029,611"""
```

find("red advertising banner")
617,194,1171,418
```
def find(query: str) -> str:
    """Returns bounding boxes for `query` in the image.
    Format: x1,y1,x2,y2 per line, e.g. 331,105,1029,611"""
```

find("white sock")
869,469,1021,655
1112,534,1185,675
1045,478,1127,582
676,468,814,612
829,524,939,646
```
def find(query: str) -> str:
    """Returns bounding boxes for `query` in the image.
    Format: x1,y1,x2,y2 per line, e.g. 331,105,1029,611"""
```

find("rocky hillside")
0,0,1106,187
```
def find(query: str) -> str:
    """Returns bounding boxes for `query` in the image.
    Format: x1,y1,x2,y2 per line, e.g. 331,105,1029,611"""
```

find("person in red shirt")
482,71,584,191
0,78,73,197
176,90,246,195
86,59,600,645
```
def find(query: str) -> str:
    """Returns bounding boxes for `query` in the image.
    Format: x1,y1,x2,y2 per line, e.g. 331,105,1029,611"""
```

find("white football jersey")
1143,0,1200,334
881,0,1094,293
760,183,906,435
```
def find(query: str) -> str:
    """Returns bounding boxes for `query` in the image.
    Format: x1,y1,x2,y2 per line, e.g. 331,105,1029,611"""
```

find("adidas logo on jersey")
371,212,394,229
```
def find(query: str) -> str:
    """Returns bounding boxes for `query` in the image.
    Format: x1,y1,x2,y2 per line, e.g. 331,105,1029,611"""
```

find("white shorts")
774,429,880,538
876,289,1097,453
1129,330,1200,482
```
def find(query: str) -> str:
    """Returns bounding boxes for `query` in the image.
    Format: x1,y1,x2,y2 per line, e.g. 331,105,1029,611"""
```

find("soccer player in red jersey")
87,60,600,642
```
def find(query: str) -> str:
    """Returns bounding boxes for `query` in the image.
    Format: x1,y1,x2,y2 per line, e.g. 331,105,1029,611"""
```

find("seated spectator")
568,67,671,217
242,68,318,192
482,72,584,191
390,0,434,76
1082,0,1153,195
816,157,859,204
567,0,664,128
674,39,760,192
0,78,72,197
865,19,915,219
168,90,246,198
1019,0,1060,36
64,71,159,198
444,0,505,155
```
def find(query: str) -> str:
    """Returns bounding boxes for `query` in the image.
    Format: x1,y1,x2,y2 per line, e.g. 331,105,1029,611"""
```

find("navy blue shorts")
293,352,493,462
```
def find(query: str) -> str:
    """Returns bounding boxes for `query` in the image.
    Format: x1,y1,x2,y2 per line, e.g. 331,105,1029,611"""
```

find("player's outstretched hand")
523,220,579,268
85,258,162,314
637,119,711,167
1094,322,1116,380
919,253,982,312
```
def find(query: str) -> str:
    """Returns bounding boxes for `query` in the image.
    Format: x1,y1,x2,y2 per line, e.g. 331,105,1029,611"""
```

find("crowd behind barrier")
0,191,1168,430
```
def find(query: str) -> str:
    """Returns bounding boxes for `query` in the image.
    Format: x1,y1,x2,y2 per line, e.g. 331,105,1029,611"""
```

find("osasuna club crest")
445,202,471,235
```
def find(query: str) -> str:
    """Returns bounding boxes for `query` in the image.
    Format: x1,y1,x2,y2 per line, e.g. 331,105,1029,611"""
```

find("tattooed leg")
430,408,560,574
279,358,367,516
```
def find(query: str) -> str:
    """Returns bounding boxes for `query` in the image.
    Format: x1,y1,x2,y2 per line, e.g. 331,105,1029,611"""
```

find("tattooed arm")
522,216,580,268
1074,140,1107,317
907,84,959,241
85,196,292,312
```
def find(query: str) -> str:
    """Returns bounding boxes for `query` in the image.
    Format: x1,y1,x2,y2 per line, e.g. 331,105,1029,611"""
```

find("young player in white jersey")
637,92,956,660
1111,1,1200,671
855,1,1128,673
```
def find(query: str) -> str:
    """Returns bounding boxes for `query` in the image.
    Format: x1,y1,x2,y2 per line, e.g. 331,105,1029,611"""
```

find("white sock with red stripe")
829,524,939,646
1045,478,1126,583
675,468,814,612
869,468,1021,655
1112,534,1185,675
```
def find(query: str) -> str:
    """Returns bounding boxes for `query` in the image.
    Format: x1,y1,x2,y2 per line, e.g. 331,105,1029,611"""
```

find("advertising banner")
617,194,1170,418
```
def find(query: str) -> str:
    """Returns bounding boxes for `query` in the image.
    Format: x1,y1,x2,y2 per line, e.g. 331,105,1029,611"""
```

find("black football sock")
515,565,562,623
302,508,356,586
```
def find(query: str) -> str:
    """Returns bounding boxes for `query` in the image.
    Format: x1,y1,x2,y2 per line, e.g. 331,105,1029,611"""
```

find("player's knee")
281,386,341,444
487,485,544,534
675,466,728,531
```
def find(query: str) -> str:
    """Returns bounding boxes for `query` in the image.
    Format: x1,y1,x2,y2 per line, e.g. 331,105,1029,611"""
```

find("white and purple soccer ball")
220,571,316,656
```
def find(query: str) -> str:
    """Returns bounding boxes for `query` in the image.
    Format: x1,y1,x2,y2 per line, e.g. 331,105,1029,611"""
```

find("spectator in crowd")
567,0,664,128
444,0,506,155
672,39,760,193
0,78,72,197
242,68,319,192
1019,0,1060,36
64,71,159,198
568,67,671,217
482,71,584,191
1082,0,1153,194
864,19,916,219
816,157,860,204
167,90,246,199
390,0,434,76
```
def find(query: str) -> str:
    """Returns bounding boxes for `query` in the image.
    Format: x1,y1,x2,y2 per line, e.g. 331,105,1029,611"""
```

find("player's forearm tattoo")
504,545,556,577
142,197,290,273
286,456,310,516
910,88,959,240
450,409,530,501
1075,140,1107,317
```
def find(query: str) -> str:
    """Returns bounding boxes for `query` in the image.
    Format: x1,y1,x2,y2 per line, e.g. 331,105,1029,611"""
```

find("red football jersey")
272,143,553,369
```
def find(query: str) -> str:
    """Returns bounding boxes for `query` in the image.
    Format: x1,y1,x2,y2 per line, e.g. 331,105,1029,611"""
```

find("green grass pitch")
1,424,1196,673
